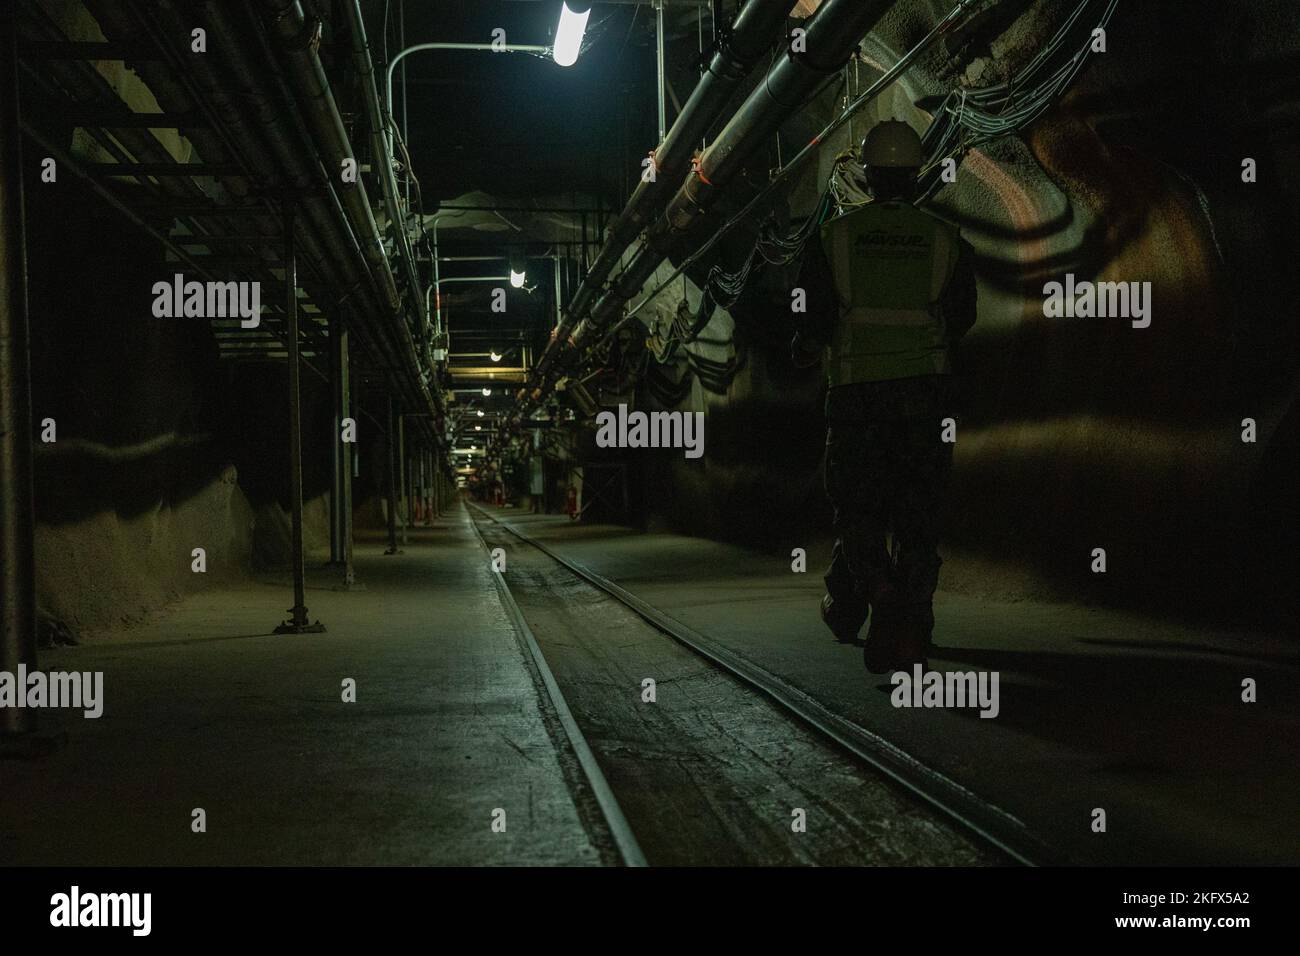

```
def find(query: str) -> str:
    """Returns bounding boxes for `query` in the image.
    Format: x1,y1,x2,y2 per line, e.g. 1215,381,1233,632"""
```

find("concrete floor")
481,507,1300,866
477,515,1001,866
0,508,600,866
5,501,1295,867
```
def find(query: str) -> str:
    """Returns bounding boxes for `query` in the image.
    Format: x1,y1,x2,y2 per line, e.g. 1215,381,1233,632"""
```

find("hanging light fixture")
553,2,591,68
508,250,527,289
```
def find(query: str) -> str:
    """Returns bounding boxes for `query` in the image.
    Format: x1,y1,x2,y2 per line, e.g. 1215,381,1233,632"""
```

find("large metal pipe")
0,4,36,737
258,1,400,312
102,0,408,418
341,0,424,334
341,1,448,430
565,0,895,358
256,0,444,432
532,0,794,381
191,1,376,296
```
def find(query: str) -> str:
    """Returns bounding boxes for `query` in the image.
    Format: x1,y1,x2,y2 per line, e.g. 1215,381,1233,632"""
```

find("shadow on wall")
24,160,338,635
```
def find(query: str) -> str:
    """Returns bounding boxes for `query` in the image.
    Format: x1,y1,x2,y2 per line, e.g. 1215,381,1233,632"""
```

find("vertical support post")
274,199,324,634
553,257,562,332
336,322,357,588
421,447,430,526
384,394,401,555
0,5,37,739
328,316,343,565
433,448,441,517
397,412,407,545
655,0,667,143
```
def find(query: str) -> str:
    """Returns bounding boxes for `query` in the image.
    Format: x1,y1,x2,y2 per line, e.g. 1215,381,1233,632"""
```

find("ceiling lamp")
508,251,527,289
553,3,591,68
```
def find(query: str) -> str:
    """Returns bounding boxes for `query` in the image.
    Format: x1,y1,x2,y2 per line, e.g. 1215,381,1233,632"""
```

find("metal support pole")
0,5,38,741
656,0,667,143
433,451,441,517
414,447,422,526
419,448,428,527
274,200,324,634
336,322,359,589
384,394,401,555
328,317,343,565
553,257,563,331
397,413,408,545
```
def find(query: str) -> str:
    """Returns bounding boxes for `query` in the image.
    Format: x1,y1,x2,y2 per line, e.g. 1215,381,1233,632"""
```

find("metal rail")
468,503,1064,867
464,505,648,868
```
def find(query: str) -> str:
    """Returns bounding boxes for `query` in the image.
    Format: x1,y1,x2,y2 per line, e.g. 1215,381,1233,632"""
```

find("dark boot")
820,592,867,644
864,600,933,674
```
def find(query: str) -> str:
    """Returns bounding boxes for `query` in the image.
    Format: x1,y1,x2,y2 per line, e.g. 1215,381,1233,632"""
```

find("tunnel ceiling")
386,0,703,205
382,0,721,422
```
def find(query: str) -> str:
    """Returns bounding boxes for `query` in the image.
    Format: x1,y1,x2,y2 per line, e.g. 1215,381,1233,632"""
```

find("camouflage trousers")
822,376,955,634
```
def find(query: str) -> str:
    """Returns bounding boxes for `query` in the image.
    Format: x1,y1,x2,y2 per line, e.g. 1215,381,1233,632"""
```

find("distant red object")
566,486,578,520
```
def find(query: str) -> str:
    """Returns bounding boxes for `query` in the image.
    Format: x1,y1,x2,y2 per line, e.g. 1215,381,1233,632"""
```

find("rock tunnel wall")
24,179,340,636
630,0,1300,628
11,0,442,638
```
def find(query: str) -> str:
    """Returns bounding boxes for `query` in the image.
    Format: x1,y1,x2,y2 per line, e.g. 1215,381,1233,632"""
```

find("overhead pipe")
111,0,414,415
385,43,551,151
174,0,437,438
24,3,359,366
559,0,896,369
258,1,401,313
590,0,985,356
198,1,426,427
340,0,448,428
531,0,794,383
341,0,425,333
116,0,377,320
257,0,443,424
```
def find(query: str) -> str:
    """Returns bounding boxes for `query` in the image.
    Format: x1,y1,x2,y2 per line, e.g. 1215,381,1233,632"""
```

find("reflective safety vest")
820,201,961,386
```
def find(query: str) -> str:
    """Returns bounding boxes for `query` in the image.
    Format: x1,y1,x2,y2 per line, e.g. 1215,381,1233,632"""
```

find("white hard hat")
861,120,924,168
